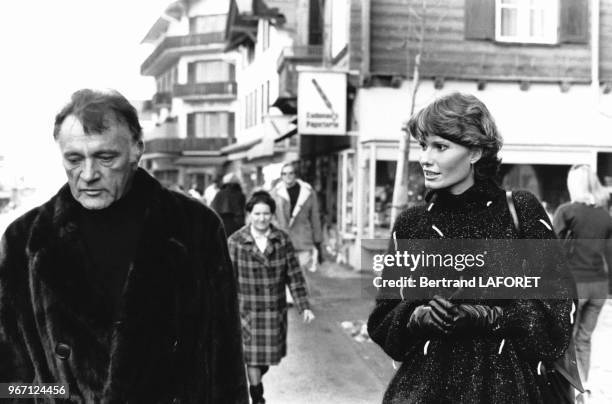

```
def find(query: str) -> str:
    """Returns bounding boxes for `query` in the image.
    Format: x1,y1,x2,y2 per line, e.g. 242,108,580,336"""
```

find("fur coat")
0,169,248,403
367,180,573,404
271,179,322,251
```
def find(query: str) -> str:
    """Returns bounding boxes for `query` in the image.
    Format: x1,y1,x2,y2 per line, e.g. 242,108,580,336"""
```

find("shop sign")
298,70,347,135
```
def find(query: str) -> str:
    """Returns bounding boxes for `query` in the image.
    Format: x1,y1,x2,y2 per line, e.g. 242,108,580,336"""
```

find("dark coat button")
55,342,71,360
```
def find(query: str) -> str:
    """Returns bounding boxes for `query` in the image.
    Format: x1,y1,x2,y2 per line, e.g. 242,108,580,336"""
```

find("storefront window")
339,150,356,236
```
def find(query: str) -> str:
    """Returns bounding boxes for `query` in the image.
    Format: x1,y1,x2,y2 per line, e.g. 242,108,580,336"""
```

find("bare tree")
389,0,446,225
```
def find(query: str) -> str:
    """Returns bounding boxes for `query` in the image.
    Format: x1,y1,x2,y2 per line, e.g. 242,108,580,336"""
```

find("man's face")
57,115,143,210
281,165,297,187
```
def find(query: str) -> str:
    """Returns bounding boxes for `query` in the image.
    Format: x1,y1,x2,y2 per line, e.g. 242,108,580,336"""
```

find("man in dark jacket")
0,89,248,403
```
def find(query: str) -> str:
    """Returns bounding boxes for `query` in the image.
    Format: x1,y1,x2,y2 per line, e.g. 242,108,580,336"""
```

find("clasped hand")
407,295,503,336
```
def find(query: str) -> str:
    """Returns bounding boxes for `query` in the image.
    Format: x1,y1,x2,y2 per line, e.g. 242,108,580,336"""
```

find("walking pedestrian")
211,172,246,237
553,164,612,397
228,191,315,404
367,92,573,403
271,162,323,273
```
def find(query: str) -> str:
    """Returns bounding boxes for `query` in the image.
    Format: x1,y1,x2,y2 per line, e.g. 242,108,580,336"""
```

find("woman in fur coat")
228,191,315,404
367,92,574,403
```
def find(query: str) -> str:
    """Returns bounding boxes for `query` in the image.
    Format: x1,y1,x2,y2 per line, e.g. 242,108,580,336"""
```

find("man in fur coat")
0,89,248,403
271,162,323,272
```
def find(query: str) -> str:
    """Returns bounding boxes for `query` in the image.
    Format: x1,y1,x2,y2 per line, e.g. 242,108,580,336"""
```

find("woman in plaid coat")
228,191,315,404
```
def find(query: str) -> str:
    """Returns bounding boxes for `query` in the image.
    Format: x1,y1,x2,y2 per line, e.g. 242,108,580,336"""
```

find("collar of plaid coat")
233,224,284,245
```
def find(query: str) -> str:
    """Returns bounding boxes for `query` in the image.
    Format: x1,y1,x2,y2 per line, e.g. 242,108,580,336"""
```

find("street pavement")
262,262,391,404
264,262,612,404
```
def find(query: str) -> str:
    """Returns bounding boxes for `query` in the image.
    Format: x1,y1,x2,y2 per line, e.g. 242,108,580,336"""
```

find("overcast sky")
0,0,171,193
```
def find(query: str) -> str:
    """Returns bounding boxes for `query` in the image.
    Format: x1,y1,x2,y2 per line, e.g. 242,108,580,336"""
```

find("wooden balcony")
141,32,226,76
173,81,237,100
275,45,323,102
144,137,230,154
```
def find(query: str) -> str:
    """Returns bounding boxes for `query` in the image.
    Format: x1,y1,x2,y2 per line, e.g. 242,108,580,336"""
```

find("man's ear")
131,140,144,163
469,147,483,164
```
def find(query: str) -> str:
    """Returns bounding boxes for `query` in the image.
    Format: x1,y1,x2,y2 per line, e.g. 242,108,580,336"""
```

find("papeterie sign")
298,70,347,135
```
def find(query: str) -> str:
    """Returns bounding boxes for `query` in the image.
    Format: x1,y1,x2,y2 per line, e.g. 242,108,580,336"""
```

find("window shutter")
187,113,195,138
560,0,589,44
228,63,236,81
187,63,195,84
464,0,495,40
228,112,235,139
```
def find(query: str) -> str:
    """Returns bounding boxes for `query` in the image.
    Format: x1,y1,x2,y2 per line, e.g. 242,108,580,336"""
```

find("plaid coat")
228,224,310,365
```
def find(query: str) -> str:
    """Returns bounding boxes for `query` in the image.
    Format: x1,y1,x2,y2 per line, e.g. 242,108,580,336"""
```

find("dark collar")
424,179,503,210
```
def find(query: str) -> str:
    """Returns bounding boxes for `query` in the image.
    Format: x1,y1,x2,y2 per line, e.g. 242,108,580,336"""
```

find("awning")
220,137,263,154
173,156,227,166
270,115,297,142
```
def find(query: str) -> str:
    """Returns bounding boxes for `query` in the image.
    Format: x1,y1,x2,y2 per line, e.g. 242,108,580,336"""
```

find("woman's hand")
302,309,315,323
451,304,503,335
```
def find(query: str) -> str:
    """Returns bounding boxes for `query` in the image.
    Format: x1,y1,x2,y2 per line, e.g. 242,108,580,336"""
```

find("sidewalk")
584,299,612,403
262,262,391,404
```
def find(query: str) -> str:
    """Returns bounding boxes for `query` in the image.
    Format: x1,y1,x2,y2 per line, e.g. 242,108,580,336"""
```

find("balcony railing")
277,45,323,71
173,82,237,99
141,32,226,74
145,137,230,154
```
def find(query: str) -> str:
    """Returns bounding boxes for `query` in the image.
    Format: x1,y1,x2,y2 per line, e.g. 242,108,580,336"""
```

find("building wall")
188,0,230,16
348,0,612,83
234,21,292,144
356,79,612,154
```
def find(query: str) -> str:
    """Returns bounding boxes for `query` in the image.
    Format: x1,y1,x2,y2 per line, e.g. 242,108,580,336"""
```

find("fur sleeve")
207,216,249,404
0,220,34,382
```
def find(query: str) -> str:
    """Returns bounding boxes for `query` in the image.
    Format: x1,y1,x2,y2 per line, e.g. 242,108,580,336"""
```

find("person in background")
553,164,612,396
228,191,315,404
271,162,323,273
188,182,202,200
0,89,247,402
203,171,223,206
211,172,246,237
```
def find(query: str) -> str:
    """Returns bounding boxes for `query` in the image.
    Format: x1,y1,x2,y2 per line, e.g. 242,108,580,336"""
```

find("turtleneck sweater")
76,181,146,317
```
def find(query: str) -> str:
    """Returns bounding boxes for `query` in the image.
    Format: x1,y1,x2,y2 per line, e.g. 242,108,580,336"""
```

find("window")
330,0,349,59
495,0,559,44
188,60,233,83
189,14,227,34
187,112,234,138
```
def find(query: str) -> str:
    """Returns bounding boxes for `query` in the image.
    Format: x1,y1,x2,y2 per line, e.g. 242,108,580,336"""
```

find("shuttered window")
495,0,559,44
465,0,588,44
